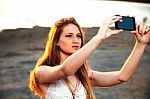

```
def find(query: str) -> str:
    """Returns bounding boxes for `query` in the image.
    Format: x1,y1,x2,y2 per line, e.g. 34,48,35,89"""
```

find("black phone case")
115,16,136,31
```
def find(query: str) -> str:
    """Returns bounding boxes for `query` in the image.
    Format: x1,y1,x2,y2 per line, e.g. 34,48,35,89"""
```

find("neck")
59,50,71,64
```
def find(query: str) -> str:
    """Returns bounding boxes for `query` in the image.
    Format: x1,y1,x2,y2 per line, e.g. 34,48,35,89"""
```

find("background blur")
0,0,150,99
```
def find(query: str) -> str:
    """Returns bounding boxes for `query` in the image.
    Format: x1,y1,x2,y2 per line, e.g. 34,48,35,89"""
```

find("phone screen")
115,16,136,31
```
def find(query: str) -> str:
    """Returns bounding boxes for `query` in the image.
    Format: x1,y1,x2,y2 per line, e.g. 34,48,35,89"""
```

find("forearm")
119,41,147,81
62,35,102,75
90,42,147,87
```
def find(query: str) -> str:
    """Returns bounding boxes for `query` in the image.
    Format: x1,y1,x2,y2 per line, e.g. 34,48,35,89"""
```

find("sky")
0,0,150,31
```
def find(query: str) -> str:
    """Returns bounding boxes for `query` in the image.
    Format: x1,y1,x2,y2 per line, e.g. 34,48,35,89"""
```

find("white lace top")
45,80,86,99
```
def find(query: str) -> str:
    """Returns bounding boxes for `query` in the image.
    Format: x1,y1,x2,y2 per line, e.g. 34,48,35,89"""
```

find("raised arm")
89,23,150,87
35,16,123,83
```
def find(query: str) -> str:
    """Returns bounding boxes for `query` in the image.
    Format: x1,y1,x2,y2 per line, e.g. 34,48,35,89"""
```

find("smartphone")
115,16,136,31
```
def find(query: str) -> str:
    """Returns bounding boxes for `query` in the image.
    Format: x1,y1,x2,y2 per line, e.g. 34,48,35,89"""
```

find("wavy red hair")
29,17,95,99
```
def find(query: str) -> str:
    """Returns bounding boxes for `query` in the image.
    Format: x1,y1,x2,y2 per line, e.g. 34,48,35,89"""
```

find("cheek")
58,38,70,47
61,41,69,47
79,39,82,47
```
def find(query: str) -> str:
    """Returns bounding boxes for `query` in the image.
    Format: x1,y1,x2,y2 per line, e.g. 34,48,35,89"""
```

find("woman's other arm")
89,24,150,87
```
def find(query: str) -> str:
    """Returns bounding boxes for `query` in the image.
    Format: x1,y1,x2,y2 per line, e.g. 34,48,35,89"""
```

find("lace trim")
45,80,86,99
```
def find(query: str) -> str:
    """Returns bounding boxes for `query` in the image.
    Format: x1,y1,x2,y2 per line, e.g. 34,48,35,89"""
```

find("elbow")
118,75,131,82
61,66,75,76
65,68,75,76
117,71,133,83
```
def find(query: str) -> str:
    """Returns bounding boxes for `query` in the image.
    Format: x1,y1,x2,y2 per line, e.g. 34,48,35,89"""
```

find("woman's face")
57,23,82,54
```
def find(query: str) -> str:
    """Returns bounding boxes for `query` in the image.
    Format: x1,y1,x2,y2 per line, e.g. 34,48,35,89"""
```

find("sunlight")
0,0,150,31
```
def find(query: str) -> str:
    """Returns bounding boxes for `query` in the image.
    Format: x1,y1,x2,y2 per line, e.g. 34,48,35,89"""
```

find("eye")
77,34,82,38
65,34,72,38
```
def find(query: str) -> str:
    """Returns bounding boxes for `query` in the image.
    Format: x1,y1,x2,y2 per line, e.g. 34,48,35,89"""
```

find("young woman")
29,16,150,99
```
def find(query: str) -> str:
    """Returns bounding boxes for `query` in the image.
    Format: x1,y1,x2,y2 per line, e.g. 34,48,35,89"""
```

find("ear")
56,42,60,46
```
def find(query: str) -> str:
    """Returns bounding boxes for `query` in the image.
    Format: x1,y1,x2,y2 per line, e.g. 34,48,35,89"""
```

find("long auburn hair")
29,17,95,99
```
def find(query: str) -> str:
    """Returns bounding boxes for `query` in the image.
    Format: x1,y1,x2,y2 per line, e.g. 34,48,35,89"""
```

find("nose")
72,36,79,43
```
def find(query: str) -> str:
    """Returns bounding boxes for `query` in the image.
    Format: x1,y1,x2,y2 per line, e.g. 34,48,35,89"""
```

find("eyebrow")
66,33,81,35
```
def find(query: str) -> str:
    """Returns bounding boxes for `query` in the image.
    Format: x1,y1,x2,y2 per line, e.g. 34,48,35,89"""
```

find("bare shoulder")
35,65,56,80
35,65,66,83
35,65,51,73
34,66,50,82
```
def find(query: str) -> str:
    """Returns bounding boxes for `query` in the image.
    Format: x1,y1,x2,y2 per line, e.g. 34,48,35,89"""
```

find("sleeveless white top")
45,80,86,99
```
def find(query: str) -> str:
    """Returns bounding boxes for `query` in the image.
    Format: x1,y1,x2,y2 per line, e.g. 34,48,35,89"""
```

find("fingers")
138,25,150,36
138,17,149,36
144,26,150,34
111,30,124,35
104,15,122,26
132,25,150,39
138,25,143,37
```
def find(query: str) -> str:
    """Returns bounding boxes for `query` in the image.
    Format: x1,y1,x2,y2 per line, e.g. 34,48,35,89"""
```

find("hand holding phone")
115,16,136,31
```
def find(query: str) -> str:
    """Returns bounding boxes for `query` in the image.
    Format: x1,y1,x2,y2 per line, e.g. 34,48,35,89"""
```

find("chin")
70,50,78,54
